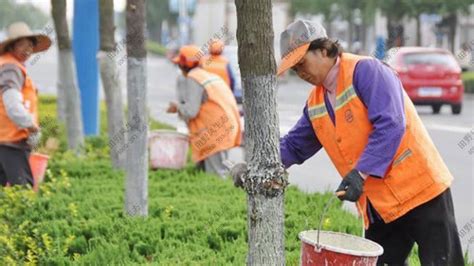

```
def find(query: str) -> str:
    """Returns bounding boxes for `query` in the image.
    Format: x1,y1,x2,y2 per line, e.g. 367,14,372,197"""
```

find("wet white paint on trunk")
242,74,286,266
98,51,125,169
124,57,148,216
57,49,85,152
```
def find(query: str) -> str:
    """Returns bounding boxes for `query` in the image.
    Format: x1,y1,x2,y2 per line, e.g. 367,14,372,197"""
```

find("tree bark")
235,0,288,264
360,22,367,53
387,19,405,49
347,13,353,52
447,13,457,53
125,0,148,217
51,0,70,122
51,0,85,153
416,14,421,46
325,19,332,39
99,0,125,169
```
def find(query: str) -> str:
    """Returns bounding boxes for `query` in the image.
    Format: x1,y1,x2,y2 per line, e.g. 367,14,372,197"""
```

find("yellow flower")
164,205,174,218
0,236,16,254
41,233,53,253
63,235,76,254
73,253,81,261
2,256,16,266
323,218,331,229
25,249,37,265
68,203,79,217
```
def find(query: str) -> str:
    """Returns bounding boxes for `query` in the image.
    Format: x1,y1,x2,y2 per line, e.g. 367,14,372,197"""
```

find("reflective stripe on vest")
308,85,358,120
306,53,453,228
186,68,241,162
200,55,231,87
0,53,38,143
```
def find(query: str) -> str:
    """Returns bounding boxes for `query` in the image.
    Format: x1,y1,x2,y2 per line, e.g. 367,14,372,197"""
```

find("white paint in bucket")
299,230,384,257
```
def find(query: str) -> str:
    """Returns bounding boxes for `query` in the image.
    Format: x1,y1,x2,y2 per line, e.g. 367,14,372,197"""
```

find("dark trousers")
0,145,34,187
366,188,464,266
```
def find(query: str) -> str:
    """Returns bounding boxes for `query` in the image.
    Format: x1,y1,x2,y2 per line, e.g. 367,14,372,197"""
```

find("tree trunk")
447,13,457,53
154,22,162,43
387,18,405,49
50,0,69,122
235,0,288,264
99,0,125,169
124,0,148,217
325,19,332,38
360,22,367,53
347,13,353,52
416,14,421,46
51,0,85,153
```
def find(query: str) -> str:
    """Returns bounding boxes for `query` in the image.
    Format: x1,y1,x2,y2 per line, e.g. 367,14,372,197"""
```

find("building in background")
192,0,289,63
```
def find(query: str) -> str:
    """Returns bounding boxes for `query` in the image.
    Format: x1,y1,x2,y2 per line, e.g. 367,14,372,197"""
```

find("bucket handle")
315,195,338,252
315,188,349,252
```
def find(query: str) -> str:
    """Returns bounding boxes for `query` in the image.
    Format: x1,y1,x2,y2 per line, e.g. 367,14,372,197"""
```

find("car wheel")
451,104,462,115
431,104,442,114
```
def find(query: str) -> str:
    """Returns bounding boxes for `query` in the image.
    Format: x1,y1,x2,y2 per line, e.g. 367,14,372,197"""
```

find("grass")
8,96,472,265
462,71,474,93
146,41,167,57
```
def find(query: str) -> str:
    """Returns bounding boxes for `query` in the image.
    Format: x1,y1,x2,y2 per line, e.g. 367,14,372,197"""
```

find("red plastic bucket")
29,153,50,192
149,130,189,170
299,230,384,266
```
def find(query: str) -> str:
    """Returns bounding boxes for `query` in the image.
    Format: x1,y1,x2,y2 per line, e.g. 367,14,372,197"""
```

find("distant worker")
200,39,236,93
167,45,241,177
0,22,51,188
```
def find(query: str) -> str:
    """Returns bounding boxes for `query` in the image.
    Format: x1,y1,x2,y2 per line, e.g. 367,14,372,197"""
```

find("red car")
385,47,464,114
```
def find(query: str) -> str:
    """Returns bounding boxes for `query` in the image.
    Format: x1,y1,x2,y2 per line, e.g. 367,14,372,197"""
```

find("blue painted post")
73,0,100,136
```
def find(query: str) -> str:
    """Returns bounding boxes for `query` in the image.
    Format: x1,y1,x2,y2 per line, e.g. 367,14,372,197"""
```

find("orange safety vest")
307,53,453,228
200,55,231,88
187,67,241,162
0,53,38,143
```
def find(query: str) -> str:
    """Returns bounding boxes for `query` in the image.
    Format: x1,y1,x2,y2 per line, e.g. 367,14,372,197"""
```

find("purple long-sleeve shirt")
280,58,406,178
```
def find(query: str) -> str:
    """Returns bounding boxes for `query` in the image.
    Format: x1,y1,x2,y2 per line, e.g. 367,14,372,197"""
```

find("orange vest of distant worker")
200,55,231,88
187,67,241,162
0,53,38,143
307,53,453,228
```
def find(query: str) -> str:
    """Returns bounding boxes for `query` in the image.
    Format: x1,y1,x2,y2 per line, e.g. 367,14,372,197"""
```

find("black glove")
336,169,364,202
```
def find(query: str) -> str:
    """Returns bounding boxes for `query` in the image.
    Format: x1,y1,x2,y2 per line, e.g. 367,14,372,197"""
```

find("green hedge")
463,72,474,93
146,41,167,57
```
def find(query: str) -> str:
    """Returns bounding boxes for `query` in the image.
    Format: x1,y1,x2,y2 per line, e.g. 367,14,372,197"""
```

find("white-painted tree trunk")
51,0,84,153
98,51,125,169
247,193,285,265
57,49,85,152
124,57,148,216
124,0,148,217
56,74,66,122
242,75,287,266
235,0,288,264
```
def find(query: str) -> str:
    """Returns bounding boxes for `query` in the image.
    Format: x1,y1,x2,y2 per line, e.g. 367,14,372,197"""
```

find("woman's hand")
27,125,40,133
166,102,178,113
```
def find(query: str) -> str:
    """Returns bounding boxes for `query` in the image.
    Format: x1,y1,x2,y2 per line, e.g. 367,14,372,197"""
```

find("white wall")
192,0,290,62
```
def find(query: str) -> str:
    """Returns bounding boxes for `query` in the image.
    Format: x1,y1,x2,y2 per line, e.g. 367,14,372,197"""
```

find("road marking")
425,123,473,133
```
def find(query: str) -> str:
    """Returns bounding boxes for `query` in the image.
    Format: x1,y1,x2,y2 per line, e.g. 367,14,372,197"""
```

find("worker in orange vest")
0,22,51,188
231,20,464,265
200,39,236,93
167,45,241,178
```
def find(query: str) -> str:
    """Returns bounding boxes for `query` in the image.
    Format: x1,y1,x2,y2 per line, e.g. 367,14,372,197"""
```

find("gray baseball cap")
277,20,327,76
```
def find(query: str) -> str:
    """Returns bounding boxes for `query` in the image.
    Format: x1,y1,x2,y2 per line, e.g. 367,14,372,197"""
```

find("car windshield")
403,52,458,68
